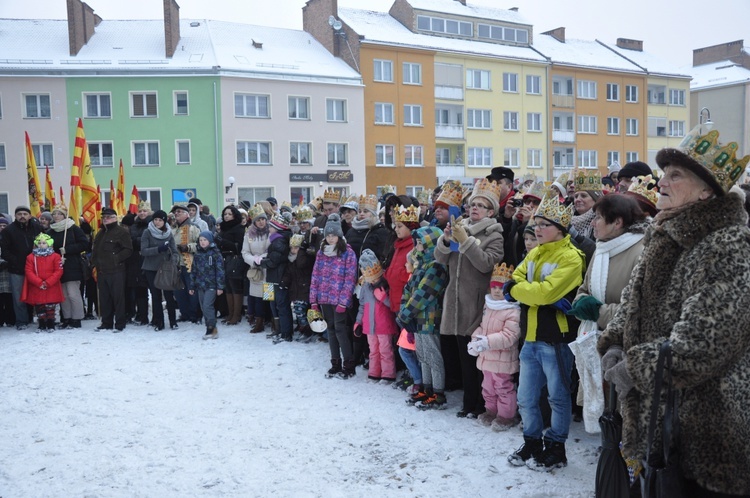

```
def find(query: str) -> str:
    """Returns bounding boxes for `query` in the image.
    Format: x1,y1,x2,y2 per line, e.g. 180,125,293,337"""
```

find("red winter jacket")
383,236,414,313
22,252,64,305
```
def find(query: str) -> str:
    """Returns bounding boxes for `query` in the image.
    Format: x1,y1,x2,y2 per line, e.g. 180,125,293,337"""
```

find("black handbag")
154,257,184,291
640,340,687,498
224,254,245,279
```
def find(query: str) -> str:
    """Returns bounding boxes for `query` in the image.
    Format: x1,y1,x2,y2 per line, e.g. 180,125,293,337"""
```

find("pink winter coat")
356,281,399,336
471,295,521,374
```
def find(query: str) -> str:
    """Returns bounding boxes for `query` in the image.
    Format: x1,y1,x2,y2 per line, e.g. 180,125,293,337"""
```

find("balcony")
552,130,575,143
436,125,464,139
551,94,574,108
436,164,465,178
435,85,464,100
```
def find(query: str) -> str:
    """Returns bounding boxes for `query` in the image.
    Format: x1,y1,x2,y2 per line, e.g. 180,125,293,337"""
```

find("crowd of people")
1,124,750,496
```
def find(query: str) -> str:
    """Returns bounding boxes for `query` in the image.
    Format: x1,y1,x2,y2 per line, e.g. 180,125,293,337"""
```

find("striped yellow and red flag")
25,132,44,217
110,179,117,212
95,185,102,230
116,159,126,216
44,165,56,210
68,118,88,225
128,185,139,214
79,153,99,230
59,186,65,206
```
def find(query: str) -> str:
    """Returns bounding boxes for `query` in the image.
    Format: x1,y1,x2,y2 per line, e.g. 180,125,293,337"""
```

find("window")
466,69,490,90
577,80,597,99
24,94,51,118
527,148,542,169
608,151,620,167
288,96,310,120
578,150,598,168
327,143,348,166
669,89,685,106
552,77,574,95
290,187,313,206
133,141,160,166
176,140,191,164
375,103,394,125
0,144,5,169
375,145,395,167
31,144,54,167
527,112,542,132
647,84,666,104
85,93,111,118
578,115,597,134
467,147,492,167
418,15,472,36
131,92,157,117
436,148,450,165
648,117,667,137
504,148,520,168
625,85,638,103
553,114,574,131
607,117,620,135
669,120,685,137
554,148,575,168
374,59,393,82
88,142,114,167
526,75,541,95
0,193,9,216
606,83,619,102
503,111,519,131
236,141,271,165
503,72,518,92
405,186,424,198
290,142,311,165
477,23,528,43
403,62,422,85
0,95,2,119
238,187,274,207
467,109,492,129
326,99,347,122
174,91,188,115
235,93,269,118
404,145,423,167
626,151,639,163
626,118,639,136
403,105,423,126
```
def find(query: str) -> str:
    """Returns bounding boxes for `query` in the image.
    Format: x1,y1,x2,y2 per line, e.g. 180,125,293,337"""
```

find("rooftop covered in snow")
600,41,691,79
405,0,531,27
688,59,750,90
532,33,644,73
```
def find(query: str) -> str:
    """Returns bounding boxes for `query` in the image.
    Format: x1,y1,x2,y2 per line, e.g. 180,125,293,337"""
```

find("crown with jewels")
358,194,378,213
294,205,316,223
627,174,659,206
658,125,750,194
521,172,538,185
394,205,420,223
380,184,397,196
289,234,305,248
534,194,574,229
472,178,502,204
435,180,464,208
522,180,548,201
417,189,433,205
491,263,514,284
573,168,604,192
249,203,266,220
322,189,341,204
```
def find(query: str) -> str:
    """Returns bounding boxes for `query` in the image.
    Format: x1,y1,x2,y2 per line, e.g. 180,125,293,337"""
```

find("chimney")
616,38,643,52
455,0,467,5
693,39,745,67
163,0,181,59
543,27,565,43
303,0,339,56
509,7,519,11
66,0,101,56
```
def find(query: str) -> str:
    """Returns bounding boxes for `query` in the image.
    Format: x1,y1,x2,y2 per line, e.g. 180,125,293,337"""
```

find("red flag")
128,185,139,214
59,186,65,206
96,185,102,230
110,179,116,210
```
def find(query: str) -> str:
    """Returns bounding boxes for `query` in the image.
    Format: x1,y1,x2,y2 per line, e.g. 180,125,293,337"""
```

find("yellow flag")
25,132,44,217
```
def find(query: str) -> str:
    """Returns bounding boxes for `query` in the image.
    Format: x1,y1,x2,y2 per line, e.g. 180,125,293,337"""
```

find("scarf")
323,244,338,257
351,218,371,230
485,294,520,311
33,247,54,257
147,221,172,240
247,224,269,239
571,209,596,239
589,232,644,302
49,218,75,232
465,216,498,235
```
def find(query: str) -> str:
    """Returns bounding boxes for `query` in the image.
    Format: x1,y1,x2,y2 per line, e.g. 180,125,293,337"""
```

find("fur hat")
359,249,383,283
34,233,54,247
152,210,168,223
324,213,344,238
198,231,214,244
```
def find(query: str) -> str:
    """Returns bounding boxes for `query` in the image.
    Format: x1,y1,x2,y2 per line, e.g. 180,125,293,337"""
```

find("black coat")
284,247,314,302
345,222,389,262
0,219,43,275
128,216,151,287
47,223,89,282
91,222,133,275
261,231,290,284
215,217,245,256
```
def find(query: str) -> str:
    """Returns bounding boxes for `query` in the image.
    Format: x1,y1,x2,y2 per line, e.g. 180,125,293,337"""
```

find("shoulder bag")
155,255,184,291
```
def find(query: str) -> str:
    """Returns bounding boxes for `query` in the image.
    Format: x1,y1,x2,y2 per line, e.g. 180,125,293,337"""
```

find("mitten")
601,345,625,372
603,359,634,398
567,295,602,321
59,247,66,255
450,216,468,243
373,288,387,301
335,304,346,314
473,336,489,353
353,322,362,337
503,281,517,302
158,242,169,253
551,298,572,314
467,341,479,357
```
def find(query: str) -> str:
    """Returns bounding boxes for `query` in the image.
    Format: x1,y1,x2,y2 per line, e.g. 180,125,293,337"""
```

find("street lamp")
699,107,713,133
225,176,235,194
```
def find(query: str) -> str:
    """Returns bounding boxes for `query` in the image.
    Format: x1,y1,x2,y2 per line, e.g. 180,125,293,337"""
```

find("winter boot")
203,325,218,340
251,317,264,333
325,359,342,378
508,436,544,467
223,294,235,324
406,385,431,405
417,391,447,410
57,319,71,329
231,294,243,325
336,359,357,379
46,319,56,332
69,319,82,328
267,318,281,339
37,319,47,332
527,439,567,471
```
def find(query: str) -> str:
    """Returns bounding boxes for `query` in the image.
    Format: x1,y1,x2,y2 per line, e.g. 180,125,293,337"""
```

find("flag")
128,185,139,214
69,118,89,225
95,185,102,230
25,132,44,217
110,179,116,211
116,159,126,216
59,186,65,206
44,165,56,210
80,154,99,231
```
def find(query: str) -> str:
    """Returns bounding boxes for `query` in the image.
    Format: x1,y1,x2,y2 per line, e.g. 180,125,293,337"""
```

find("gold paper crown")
281,200,292,209
472,178,502,205
573,168,604,192
491,263,514,283
394,205,420,223
436,180,464,207
52,201,68,215
322,189,341,204
358,194,378,213
534,194,575,229
521,172,538,185
138,200,151,211
249,203,266,220
672,126,750,193
308,196,323,212
522,181,547,200
417,189,433,205
307,308,323,324
381,184,397,196
360,260,384,281
289,234,305,247
294,206,315,222
627,174,659,206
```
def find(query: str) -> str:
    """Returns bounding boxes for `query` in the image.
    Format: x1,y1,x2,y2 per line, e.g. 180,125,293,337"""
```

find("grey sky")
3,0,747,68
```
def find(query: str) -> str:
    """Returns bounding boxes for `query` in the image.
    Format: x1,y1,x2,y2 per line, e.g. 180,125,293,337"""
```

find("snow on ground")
0,322,600,497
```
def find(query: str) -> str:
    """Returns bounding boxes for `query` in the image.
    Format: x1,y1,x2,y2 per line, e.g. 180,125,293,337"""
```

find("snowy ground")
0,321,600,497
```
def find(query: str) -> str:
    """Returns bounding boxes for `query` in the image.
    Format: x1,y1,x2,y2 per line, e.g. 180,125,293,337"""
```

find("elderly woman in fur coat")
597,126,750,497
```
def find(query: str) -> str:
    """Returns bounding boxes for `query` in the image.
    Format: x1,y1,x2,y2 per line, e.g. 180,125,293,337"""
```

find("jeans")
517,341,574,443
398,346,422,384
269,285,293,339
9,273,29,325
173,266,199,321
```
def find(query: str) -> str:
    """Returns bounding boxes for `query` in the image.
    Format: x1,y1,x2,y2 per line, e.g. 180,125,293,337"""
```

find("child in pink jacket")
468,263,521,431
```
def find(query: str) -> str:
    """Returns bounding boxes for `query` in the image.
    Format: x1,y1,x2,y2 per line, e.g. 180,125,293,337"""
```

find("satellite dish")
328,15,336,26
332,19,342,31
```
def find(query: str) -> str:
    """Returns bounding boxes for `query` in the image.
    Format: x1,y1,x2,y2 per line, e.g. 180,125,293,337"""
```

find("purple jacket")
309,245,357,308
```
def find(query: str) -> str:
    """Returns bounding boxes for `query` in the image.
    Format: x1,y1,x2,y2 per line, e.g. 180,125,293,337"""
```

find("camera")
510,198,524,208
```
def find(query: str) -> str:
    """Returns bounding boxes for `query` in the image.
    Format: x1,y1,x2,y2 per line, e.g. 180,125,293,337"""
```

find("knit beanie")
0,217,9,226
269,213,290,231
39,212,53,222
199,231,214,244
152,210,168,223
15,206,31,215
324,213,344,238
359,249,383,283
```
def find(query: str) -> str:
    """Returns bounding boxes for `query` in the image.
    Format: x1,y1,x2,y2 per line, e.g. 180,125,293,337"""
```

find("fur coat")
597,193,750,495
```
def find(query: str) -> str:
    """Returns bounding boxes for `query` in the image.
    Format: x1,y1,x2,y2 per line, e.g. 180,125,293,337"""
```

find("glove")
335,304,346,314
601,346,626,373
603,358,634,398
59,247,66,256
472,336,489,353
567,295,602,321
503,281,517,302
158,242,169,253
467,341,479,357
551,298,572,314
450,216,468,244
353,322,361,337
311,303,319,312
177,244,189,253
374,288,386,301
406,332,415,345
253,255,263,266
